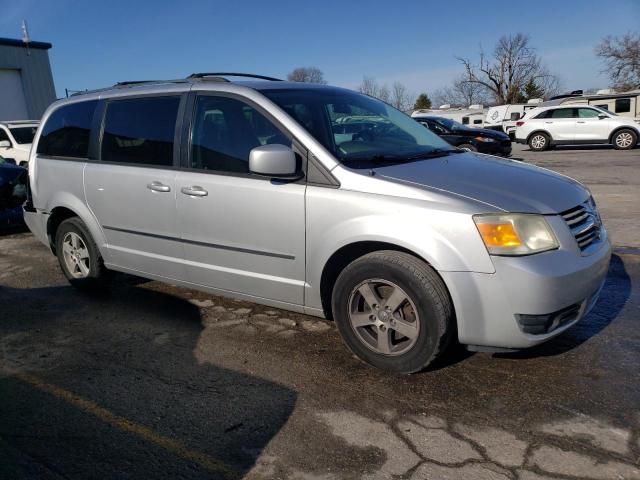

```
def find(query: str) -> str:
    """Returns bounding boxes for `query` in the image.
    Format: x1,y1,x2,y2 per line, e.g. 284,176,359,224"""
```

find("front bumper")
441,229,612,349
478,140,512,157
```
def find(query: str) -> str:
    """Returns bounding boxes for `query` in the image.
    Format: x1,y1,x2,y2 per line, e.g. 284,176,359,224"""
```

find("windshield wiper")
405,148,464,160
341,153,408,164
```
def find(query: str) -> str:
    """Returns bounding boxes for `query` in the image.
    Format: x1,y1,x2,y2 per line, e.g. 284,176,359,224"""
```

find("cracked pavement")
1,144,640,479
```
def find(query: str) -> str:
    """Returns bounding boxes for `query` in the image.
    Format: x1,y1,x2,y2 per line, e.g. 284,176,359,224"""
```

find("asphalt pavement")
1,144,639,479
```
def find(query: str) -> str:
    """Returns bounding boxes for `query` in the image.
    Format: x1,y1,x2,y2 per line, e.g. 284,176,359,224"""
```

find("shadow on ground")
0,282,297,479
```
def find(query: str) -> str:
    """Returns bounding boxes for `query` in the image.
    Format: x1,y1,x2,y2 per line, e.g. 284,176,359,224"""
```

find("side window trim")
181,90,308,180
96,92,187,169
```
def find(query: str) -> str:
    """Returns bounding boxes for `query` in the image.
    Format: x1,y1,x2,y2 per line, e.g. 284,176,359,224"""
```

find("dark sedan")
0,157,27,228
414,116,512,157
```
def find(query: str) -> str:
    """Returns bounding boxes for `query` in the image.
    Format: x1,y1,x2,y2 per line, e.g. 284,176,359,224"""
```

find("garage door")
0,69,29,121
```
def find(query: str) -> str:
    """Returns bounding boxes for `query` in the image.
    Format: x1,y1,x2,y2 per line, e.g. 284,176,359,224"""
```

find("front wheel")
55,217,110,290
458,143,477,152
612,129,637,150
332,251,453,374
528,133,550,151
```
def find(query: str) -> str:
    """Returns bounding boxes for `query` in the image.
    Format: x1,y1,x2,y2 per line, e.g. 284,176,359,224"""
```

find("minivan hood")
375,152,588,214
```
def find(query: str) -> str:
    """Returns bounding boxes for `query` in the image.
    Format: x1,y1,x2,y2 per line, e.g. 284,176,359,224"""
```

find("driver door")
175,93,307,306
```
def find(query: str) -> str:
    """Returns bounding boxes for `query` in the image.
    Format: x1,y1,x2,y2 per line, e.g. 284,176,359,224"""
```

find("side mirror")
0,140,10,148
598,114,607,120
249,144,298,178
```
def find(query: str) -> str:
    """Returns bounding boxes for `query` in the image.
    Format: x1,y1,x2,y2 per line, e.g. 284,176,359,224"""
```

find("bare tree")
390,82,416,111
358,76,390,103
431,75,490,107
287,67,327,84
596,33,640,90
457,33,560,103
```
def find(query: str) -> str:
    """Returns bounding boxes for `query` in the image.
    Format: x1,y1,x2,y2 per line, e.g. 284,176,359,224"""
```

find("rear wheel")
55,217,110,290
528,133,549,151
612,129,637,150
332,251,453,374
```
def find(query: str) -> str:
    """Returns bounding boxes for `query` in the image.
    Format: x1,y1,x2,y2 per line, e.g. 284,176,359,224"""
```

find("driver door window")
189,95,291,174
430,122,448,135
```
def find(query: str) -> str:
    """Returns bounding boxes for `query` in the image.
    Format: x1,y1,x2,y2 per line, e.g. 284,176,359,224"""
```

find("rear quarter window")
37,101,98,158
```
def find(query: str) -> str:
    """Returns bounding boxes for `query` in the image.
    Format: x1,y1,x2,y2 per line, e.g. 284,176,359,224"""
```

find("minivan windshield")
260,87,457,166
9,126,37,144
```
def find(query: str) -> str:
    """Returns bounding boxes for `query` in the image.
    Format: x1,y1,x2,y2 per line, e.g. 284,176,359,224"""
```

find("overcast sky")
1,0,638,98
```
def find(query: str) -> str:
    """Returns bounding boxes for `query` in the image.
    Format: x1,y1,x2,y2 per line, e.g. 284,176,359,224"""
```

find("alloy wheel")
62,232,91,278
348,279,420,356
531,135,546,150
616,132,633,149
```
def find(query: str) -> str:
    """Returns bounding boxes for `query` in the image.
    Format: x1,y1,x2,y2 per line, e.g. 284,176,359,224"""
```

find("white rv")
412,104,486,128
484,99,543,136
548,89,640,123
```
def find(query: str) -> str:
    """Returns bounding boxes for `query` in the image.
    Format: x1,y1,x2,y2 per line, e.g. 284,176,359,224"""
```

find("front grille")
560,199,602,251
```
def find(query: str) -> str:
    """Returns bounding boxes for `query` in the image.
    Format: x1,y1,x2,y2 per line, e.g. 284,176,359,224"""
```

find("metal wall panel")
0,42,56,121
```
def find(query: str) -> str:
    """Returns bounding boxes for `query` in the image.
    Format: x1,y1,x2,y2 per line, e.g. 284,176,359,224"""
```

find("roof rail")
187,72,283,82
113,79,189,87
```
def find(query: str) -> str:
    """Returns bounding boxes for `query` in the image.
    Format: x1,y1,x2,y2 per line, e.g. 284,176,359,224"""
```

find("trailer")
484,99,543,136
546,89,640,123
411,104,486,128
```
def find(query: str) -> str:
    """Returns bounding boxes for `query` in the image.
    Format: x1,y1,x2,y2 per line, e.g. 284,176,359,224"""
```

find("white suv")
0,121,40,166
515,105,639,151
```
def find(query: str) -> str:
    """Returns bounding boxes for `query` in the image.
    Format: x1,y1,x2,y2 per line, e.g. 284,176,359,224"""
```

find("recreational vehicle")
544,90,640,123
412,104,486,128
484,99,543,136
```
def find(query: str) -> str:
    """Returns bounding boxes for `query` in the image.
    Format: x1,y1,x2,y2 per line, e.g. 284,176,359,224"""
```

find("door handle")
147,181,171,192
544,121,553,124
181,186,208,197
577,121,586,124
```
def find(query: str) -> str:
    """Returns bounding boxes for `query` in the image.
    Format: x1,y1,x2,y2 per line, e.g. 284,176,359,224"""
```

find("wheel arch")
608,126,640,144
45,198,108,260
526,130,552,144
319,241,453,321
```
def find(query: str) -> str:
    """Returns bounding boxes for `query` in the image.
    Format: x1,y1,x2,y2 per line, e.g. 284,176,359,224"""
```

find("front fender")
304,188,494,311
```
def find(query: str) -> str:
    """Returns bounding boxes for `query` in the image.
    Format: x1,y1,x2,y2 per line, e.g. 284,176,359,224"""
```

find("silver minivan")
24,73,611,373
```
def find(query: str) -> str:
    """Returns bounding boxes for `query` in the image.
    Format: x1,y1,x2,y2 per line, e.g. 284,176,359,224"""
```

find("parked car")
413,116,512,156
0,121,39,166
0,156,27,227
515,105,639,151
24,74,611,373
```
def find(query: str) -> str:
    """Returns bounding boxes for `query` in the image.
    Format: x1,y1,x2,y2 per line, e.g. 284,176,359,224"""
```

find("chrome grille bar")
560,200,602,252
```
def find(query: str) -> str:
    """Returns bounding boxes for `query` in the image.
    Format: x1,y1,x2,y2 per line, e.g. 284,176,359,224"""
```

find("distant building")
0,37,56,121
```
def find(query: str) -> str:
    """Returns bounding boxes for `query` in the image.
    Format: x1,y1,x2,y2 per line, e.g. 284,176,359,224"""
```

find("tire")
55,217,110,290
331,251,453,374
458,143,477,152
528,132,550,151
612,129,637,150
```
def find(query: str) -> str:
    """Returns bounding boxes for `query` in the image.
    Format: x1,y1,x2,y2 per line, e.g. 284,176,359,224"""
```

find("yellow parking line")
16,372,240,479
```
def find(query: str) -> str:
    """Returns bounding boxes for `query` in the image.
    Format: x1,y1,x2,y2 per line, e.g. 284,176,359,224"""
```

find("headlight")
474,136,496,143
473,214,559,256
